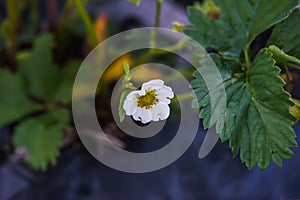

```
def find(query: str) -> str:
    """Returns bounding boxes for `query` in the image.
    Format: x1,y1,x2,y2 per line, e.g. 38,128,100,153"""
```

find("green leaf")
124,61,130,75
268,10,300,58
53,59,81,104
268,45,300,66
185,0,298,56
271,153,283,167
20,34,80,103
12,109,70,171
118,88,131,122
20,34,60,101
192,49,297,170
246,1,297,44
0,69,40,128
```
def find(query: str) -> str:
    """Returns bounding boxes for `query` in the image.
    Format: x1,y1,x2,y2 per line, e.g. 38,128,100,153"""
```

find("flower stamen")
123,79,174,124
137,90,158,109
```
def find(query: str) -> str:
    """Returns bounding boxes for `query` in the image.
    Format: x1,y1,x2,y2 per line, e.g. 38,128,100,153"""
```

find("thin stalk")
150,0,163,48
172,92,193,103
58,0,73,30
244,44,251,84
154,0,162,28
6,0,18,71
125,83,138,91
133,38,188,65
164,37,188,52
286,61,300,71
164,69,194,83
244,45,251,70
72,0,98,47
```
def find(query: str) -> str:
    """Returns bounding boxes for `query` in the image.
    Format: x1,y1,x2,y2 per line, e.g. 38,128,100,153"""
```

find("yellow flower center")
137,90,158,109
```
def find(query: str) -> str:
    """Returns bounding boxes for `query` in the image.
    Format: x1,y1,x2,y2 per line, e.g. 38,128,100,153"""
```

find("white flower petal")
157,85,174,99
141,79,164,91
151,103,170,121
122,79,174,124
123,91,139,115
132,107,152,124
157,95,171,104
138,90,146,95
146,79,164,85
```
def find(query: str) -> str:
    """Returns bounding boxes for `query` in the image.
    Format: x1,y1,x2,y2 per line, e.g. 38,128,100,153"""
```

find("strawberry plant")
184,0,300,170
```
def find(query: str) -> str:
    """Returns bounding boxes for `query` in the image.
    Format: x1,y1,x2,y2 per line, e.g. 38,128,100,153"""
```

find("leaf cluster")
0,35,80,170
185,0,300,170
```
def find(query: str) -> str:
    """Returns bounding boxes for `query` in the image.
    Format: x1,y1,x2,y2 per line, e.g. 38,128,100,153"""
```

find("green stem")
244,45,251,70
286,62,300,71
164,69,194,83
154,0,162,28
58,0,72,29
244,44,251,84
150,0,163,48
164,37,188,52
125,83,137,90
172,92,193,103
6,0,19,71
59,0,76,32
72,0,98,47
133,38,188,65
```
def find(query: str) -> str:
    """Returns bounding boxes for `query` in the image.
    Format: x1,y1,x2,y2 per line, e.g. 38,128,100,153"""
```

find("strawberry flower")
123,79,174,124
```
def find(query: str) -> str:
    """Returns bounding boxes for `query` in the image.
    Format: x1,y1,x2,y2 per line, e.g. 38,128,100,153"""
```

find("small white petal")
138,90,146,96
157,85,174,99
151,103,170,121
141,79,164,91
123,90,148,119
123,91,139,115
132,107,153,124
157,95,171,104
122,79,174,124
146,79,164,85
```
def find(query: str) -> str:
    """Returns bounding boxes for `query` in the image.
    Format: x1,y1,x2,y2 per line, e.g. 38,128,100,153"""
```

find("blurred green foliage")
13,109,70,171
0,0,84,170
0,69,41,127
0,0,299,172
0,34,80,170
